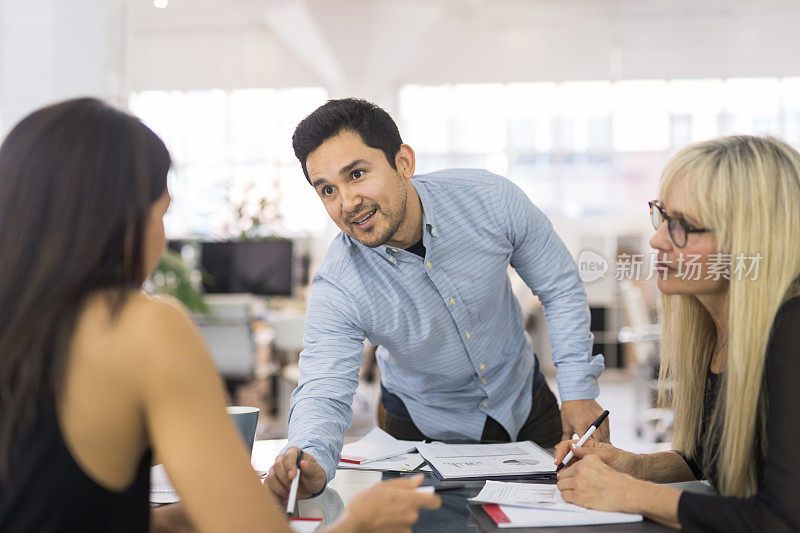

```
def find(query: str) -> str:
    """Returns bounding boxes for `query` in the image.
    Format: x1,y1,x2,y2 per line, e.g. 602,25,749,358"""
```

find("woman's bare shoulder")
74,290,202,368
117,291,192,324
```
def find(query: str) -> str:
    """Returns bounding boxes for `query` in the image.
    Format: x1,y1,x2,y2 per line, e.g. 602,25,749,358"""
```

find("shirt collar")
411,177,438,239
350,176,437,266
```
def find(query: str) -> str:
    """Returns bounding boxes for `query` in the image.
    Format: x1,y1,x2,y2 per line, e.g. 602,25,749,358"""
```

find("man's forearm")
287,397,352,482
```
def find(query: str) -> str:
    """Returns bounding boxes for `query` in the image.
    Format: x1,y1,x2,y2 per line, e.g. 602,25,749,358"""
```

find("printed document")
338,452,425,472
416,441,555,479
340,427,423,464
470,480,579,511
483,504,643,528
471,481,644,528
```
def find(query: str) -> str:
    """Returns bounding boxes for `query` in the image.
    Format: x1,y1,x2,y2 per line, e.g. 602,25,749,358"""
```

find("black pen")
555,410,609,472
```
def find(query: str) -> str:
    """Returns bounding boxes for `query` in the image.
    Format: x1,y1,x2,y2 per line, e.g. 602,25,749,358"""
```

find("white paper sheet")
338,452,425,472
489,504,643,528
469,480,579,511
289,518,322,532
149,462,267,505
340,427,423,464
416,441,556,479
150,464,181,504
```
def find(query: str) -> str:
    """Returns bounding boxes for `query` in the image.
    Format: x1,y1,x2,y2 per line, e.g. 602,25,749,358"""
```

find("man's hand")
560,399,610,442
265,447,327,500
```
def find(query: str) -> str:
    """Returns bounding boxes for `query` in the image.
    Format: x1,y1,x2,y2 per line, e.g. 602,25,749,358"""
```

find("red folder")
482,504,511,525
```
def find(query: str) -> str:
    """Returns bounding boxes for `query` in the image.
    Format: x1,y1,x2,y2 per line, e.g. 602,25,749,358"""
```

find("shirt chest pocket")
457,272,503,323
458,292,485,323
450,252,510,323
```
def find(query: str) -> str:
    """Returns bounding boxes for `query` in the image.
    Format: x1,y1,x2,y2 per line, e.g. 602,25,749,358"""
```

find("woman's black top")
677,296,800,532
0,403,151,532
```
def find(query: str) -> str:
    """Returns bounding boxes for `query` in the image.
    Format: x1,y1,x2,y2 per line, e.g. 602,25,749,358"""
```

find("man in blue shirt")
266,98,608,500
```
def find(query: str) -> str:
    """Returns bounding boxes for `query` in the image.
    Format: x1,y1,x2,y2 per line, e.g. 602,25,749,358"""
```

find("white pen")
555,410,609,472
286,450,303,515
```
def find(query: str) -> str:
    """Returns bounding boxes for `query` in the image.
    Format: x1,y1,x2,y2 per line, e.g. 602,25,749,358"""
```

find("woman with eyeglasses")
553,135,800,531
0,99,440,532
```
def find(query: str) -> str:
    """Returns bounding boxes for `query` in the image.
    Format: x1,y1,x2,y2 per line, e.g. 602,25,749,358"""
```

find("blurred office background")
3,0,800,451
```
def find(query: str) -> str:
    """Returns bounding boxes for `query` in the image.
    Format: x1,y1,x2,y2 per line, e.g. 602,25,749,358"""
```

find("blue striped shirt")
288,169,604,481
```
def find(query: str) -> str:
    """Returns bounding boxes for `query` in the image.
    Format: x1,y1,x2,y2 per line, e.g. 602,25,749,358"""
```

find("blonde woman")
553,135,800,531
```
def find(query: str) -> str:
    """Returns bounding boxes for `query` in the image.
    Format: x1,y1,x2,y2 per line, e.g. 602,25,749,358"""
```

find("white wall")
0,0,127,136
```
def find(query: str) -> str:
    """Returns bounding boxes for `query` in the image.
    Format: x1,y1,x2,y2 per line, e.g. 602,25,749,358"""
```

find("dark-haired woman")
0,98,439,532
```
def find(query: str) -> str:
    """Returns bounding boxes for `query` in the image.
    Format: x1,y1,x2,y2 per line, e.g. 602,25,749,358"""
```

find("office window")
720,78,781,135
130,87,328,238
784,112,800,148
666,79,723,144
508,119,537,154
552,117,577,153
782,78,800,147
587,117,612,154
399,77,795,218
613,80,670,152
127,76,798,233
753,116,780,136
717,112,736,137
670,115,693,149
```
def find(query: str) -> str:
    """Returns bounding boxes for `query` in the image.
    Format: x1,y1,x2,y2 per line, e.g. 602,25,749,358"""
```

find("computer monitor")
200,240,293,296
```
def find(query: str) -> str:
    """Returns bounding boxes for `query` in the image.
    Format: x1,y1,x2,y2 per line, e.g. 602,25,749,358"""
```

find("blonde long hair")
657,135,800,497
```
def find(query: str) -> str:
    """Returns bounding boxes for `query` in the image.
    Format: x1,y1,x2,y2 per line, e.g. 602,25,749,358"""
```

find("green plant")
150,249,210,314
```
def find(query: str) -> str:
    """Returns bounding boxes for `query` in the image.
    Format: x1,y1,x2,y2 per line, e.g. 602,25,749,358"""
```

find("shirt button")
425,261,432,269
449,297,455,305
465,332,471,339
392,248,399,253
432,229,437,236
481,378,487,384
479,363,485,370
388,257,395,262
482,401,488,408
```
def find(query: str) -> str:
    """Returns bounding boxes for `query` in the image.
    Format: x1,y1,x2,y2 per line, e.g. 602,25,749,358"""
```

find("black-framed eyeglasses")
648,200,713,248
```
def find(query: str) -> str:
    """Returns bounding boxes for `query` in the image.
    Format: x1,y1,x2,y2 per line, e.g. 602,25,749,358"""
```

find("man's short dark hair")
292,98,403,183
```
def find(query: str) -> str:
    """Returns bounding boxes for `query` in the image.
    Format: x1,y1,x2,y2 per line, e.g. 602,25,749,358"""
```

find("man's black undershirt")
405,239,426,258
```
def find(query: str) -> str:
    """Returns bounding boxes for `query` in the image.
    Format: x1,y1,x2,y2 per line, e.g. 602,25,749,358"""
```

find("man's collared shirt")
288,169,604,481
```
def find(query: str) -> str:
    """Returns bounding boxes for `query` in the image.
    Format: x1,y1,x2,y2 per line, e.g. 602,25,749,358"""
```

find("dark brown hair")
0,98,170,479
292,98,403,183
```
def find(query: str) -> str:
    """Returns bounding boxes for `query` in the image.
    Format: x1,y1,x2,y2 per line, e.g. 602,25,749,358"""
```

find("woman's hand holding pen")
556,452,641,514
553,438,647,479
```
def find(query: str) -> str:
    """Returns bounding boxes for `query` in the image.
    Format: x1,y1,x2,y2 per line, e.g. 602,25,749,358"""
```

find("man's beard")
349,186,407,248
